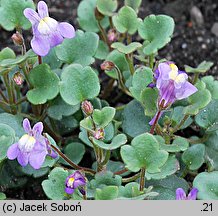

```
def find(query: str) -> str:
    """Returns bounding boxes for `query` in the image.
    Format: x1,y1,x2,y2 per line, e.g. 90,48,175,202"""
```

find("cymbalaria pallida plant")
0,0,217,201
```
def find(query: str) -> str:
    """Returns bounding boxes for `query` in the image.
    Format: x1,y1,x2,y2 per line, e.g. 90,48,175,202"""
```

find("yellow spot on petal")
169,64,179,80
68,177,75,187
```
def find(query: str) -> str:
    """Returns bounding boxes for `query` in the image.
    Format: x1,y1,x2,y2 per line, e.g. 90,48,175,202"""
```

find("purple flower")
24,1,75,56
7,118,57,169
149,62,198,125
65,171,86,195
176,188,198,200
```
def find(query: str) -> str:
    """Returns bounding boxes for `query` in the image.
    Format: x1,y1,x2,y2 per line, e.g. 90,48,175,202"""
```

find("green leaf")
121,133,169,172
112,6,140,35
55,30,99,66
0,193,6,200
185,61,214,73
140,88,158,116
90,171,122,189
144,175,189,200
80,117,94,131
95,186,119,200
93,107,116,128
42,167,69,200
122,100,151,138
170,106,193,129
47,95,80,121
129,66,153,101
138,15,175,55
0,0,35,31
43,49,63,70
193,171,218,200
60,64,100,105
0,47,16,61
60,142,85,165
0,113,24,137
111,42,142,54
195,100,218,133
204,131,218,170
96,0,118,16
20,165,49,178
182,144,205,170
159,136,189,153
0,124,16,161
202,76,218,100
145,156,179,180
77,0,109,32
27,64,60,105
95,40,109,60
125,0,142,13
90,134,127,150
184,81,211,115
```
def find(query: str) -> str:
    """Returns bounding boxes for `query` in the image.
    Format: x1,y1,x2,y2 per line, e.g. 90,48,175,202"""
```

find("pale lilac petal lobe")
7,143,19,160
17,152,29,167
158,63,171,80
58,22,76,38
176,188,187,200
23,118,31,133
33,122,43,136
24,8,40,25
37,1,49,18
31,36,50,56
175,81,198,100
187,188,198,200
49,32,64,47
29,151,47,169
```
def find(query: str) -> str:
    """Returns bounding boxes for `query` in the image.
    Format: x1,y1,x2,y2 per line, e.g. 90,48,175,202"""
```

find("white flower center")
169,64,186,84
38,17,58,35
18,134,36,152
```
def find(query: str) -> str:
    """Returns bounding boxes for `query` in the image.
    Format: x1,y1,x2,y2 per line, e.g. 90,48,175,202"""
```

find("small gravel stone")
211,23,218,37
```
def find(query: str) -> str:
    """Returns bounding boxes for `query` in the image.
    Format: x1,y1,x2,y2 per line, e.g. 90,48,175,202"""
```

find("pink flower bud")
93,128,104,140
107,29,117,42
11,32,24,46
13,72,24,86
100,61,115,71
81,100,93,116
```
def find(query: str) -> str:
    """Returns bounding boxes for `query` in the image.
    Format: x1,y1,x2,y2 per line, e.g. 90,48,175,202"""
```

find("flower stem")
122,173,140,183
125,54,135,75
193,73,199,84
38,55,42,64
114,168,128,175
150,110,162,134
149,53,154,69
172,114,189,133
139,167,146,191
0,88,8,103
97,20,111,50
48,140,96,175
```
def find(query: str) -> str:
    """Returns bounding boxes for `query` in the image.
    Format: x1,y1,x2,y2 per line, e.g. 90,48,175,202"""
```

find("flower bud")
107,29,117,42
11,31,24,46
13,72,24,86
81,100,93,116
95,8,104,21
93,128,104,140
100,61,115,71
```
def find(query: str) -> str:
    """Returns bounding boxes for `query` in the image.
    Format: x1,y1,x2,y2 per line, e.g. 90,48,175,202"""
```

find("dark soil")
1,0,218,199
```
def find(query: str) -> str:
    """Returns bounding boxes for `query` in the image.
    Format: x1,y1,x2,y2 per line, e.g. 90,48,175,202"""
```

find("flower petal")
24,8,40,25
17,152,29,167
73,179,86,188
175,81,198,100
29,150,47,169
23,118,31,133
187,188,198,200
58,22,76,38
65,187,74,194
7,143,19,160
33,122,43,137
49,31,64,47
176,188,187,200
37,1,49,19
158,63,171,80
31,35,50,56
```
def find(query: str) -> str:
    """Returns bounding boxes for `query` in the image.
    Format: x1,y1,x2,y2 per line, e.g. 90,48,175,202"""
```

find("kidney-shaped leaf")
121,133,169,173
60,64,100,105
27,64,60,105
97,0,118,16
138,15,175,55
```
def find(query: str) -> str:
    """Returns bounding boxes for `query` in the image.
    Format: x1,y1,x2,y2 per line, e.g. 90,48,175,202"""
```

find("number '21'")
202,203,213,212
